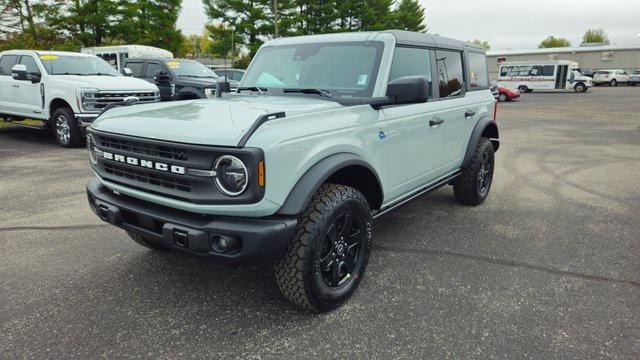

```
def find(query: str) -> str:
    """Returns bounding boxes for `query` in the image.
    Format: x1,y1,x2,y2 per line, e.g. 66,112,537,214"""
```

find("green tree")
116,0,184,54
392,0,426,32
0,0,40,46
538,36,571,48
470,39,490,50
582,28,608,44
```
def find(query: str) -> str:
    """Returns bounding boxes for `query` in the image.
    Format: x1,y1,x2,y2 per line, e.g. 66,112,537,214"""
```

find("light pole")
273,0,279,37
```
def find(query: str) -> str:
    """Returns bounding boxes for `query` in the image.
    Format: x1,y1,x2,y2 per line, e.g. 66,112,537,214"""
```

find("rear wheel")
498,93,508,102
453,138,495,206
275,184,372,312
52,107,83,148
518,85,528,93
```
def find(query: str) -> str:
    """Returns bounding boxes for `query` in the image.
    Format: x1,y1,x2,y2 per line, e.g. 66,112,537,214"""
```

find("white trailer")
81,45,173,71
497,60,592,93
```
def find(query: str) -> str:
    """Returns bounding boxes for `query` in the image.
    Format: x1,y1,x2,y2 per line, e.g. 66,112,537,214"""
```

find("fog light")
211,234,241,253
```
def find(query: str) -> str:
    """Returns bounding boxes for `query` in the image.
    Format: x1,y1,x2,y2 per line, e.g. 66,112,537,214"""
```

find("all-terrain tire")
52,107,83,148
453,137,495,205
127,231,173,251
275,184,373,312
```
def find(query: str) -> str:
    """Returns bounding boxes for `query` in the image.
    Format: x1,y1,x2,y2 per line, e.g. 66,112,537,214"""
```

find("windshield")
165,60,218,78
40,54,120,76
632,71,640,75
242,41,384,98
573,70,583,76
595,70,611,74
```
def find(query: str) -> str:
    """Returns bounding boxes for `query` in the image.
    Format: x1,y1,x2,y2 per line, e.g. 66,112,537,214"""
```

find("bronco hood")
91,95,343,146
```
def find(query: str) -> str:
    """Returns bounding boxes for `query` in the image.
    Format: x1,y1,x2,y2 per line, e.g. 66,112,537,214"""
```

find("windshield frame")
240,41,385,99
40,54,121,76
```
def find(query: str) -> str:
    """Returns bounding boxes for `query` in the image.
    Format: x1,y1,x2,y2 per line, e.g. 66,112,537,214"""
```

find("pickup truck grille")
82,91,159,111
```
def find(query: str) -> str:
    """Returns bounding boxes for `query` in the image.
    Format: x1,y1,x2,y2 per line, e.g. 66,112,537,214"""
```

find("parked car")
122,58,238,101
628,70,640,86
0,50,159,147
593,69,630,86
498,60,591,93
213,68,245,82
491,81,520,102
86,30,499,312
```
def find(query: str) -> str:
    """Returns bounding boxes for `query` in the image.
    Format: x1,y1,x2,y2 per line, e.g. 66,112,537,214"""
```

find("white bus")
80,45,173,71
498,60,592,93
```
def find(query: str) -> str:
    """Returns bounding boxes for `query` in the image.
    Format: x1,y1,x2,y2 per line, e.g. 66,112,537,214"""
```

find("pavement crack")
375,244,640,289
0,224,108,232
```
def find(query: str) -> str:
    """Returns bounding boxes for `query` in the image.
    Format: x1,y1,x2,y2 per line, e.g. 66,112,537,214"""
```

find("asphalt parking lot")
1,87,639,359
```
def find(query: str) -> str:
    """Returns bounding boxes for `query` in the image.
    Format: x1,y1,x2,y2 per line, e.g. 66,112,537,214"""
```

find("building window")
601,51,614,61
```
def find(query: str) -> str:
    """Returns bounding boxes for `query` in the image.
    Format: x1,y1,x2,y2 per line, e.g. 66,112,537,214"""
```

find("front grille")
99,135,189,161
83,91,159,111
104,163,191,193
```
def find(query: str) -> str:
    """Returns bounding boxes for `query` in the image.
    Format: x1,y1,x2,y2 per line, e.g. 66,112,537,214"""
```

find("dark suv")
123,58,232,101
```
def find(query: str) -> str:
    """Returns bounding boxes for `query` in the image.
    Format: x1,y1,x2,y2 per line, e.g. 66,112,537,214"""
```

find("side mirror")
123,68,133,77
11,64,28,81
386,76,429,105
154,70,171,84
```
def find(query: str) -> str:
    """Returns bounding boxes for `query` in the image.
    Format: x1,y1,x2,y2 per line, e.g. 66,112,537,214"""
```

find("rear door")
0,54,19,115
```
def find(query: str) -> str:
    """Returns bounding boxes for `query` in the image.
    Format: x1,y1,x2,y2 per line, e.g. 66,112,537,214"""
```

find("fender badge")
378,130,386,140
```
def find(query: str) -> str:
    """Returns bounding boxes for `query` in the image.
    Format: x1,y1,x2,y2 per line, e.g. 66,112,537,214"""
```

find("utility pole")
273,0,279,37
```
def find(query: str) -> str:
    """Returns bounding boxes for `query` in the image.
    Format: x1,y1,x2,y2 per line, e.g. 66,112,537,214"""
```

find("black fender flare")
176,87,203,100
277,153,383,216
462,117,499,169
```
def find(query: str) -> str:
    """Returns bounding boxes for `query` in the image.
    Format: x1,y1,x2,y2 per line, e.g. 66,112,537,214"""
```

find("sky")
177,0,640,50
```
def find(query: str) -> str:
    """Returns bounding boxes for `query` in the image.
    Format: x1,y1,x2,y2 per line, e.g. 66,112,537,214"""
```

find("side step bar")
372,170,461,219
2,119,47,130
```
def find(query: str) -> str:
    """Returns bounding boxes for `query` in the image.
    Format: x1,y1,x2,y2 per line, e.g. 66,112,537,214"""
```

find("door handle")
429,118,444,126
464,110,476,118
12,84,20,88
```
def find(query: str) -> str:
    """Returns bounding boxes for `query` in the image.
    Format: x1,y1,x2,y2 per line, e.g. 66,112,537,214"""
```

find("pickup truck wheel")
454,137,495,205
126,231,173,251
275,184,372,312
52,107,83,148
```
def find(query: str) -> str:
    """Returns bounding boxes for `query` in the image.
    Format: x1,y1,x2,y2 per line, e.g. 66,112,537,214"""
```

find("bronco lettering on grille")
102,151,186,175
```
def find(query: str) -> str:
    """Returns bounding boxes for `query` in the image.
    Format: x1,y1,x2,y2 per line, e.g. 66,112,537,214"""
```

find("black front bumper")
86,179,297,262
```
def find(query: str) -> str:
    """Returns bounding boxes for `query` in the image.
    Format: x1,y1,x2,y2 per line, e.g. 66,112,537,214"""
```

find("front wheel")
52,107,83,148
275,184,372,312
453,137,495,206
574,83,587,93
610,79,618,87
498,93,508,102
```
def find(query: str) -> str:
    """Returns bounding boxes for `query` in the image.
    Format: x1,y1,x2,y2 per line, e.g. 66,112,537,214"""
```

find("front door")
0,54,20,115
381,47,445,202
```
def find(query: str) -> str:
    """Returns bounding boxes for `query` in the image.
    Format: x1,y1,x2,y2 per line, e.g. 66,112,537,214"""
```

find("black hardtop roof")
382,30,484,53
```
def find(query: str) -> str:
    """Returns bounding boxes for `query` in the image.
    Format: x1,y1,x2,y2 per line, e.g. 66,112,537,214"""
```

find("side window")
19,56,40,75
232,71,244,81
0,55,19,75
435,49,464,98
145,62,163,78
542,65,555,76
388,47,432,97
125,61,144,77
529,65,544,76
467,52,488,89
499,66,510,77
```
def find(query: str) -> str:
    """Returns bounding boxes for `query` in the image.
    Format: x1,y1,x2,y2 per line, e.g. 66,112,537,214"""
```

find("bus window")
100,53,118,68
542,65,555,76
517,66,532,76
500,66,510,77
530,66,543,76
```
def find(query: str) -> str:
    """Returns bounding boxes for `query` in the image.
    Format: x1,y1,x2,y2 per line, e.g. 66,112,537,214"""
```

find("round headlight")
87,134,97,164
214,155,248,196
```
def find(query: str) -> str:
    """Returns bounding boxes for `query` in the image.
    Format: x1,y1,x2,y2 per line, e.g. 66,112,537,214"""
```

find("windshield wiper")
85,73,117,76
283,88,333,98
237,86,267,95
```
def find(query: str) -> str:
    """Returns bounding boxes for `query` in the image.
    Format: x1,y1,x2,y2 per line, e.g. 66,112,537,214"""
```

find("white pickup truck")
0,50,160,147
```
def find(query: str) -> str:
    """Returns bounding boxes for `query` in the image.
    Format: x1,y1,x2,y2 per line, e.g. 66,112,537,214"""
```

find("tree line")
0,0,183,53
1,0,427,62
538,28,609,48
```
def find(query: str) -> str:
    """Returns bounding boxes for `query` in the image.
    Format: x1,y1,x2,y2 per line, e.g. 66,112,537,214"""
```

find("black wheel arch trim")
462,116,499,169
177,87,204,99
277,153,384,216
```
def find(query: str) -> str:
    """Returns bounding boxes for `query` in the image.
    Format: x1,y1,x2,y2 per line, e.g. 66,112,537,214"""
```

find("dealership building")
486,44,640,79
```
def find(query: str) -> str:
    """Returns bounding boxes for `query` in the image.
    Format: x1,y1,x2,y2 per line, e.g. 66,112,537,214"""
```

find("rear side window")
125,61,144,77
467,52,488,89
542,66,555,76
435,50,464,98
389,47,432,97
0,55,19,75
145,62,163,78
19,56,40,74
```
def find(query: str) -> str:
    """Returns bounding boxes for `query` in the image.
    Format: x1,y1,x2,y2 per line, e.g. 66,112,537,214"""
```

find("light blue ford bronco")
86,30,499,312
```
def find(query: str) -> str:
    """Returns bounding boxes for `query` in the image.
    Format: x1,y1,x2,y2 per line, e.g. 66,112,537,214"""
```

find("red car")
491,82,520,102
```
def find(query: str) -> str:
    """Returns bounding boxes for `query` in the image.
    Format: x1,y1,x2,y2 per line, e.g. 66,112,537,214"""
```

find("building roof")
487,44,640,57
